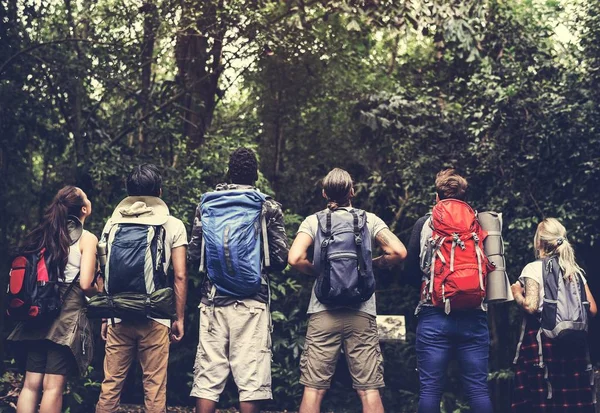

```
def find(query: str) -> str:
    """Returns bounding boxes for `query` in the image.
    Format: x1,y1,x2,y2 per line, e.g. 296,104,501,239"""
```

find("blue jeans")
416,306,493,413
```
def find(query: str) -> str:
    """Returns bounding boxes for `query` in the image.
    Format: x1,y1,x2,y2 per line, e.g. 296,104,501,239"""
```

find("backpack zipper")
327,252,358,260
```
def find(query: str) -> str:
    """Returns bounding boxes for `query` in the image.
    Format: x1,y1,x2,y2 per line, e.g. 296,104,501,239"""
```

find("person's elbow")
589,304,598,318
395,244,408,261
288,251,304,269
523,303,538,315
80,282,97,297
173,268,187,284
387,244,408,265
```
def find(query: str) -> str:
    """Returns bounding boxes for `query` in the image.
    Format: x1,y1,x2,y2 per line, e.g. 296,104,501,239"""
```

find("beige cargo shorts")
300,310,384,390
190,300,272,402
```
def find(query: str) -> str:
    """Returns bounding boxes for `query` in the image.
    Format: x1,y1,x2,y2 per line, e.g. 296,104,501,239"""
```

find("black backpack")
102,223,167,295
313,209,375,305
7,249,79,320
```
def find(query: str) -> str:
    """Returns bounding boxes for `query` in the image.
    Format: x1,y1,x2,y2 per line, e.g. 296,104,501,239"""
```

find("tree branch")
0,38,118,76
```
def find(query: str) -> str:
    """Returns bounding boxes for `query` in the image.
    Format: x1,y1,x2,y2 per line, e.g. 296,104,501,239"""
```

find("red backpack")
7,248,69,320
422,199,490,313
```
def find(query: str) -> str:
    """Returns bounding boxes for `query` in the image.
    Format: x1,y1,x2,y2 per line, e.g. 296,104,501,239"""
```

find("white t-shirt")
104,215,188,327
519,260,587,312
64,230,90,283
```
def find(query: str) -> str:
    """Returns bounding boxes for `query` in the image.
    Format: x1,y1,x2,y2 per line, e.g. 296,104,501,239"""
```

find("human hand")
101,322,108,341
170,320,184,343
511,281,524,298
95,275,104,293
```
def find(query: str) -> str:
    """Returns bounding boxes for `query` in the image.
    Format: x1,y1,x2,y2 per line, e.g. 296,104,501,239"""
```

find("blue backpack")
199,189,270,297
313,208,375,305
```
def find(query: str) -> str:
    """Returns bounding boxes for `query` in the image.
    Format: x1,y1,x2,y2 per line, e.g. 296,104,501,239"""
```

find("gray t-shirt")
297,208,388,316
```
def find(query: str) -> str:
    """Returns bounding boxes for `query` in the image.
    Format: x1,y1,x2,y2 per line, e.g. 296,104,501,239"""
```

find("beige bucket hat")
110,196,170,226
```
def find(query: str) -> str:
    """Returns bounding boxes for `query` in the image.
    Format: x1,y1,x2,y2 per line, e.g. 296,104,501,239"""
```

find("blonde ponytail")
534,218,584,279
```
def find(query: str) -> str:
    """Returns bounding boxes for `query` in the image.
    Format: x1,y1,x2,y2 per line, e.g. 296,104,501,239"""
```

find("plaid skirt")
511,315,595,412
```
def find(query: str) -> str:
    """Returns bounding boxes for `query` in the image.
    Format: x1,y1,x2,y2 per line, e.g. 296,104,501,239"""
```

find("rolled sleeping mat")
478,211,514,303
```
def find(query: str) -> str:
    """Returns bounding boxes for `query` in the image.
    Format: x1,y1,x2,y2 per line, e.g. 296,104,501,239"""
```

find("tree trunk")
175,0,226,148
64,0,90,178
138,2,159,149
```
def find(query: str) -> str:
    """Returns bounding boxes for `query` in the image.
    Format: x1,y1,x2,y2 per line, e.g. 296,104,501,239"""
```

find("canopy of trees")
2,0,600,411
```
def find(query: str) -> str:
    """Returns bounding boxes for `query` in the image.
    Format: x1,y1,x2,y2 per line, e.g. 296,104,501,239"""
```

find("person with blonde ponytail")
8,186,101,413
511,218,597,412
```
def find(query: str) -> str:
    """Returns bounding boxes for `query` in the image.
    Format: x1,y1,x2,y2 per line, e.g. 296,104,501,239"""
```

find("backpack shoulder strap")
350,209,367,277
542,256,559,301
317,210,333,272
153,225,166,276
261,202,270,268
60,272,81,305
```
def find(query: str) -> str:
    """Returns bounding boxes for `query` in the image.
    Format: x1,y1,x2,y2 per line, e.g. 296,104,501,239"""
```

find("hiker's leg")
456,311,493,413
39,342,76,413
138,320,170,413
298,310,343,407
96,322,137,413
39,373,66,413
16,372,43,413
190,305,230,405
416,307,452,413
344,312,385,413
230,301,272,403
299,387,327,413
18,343,47,413
196,398,217,413
239,401,262,413
356,389,384,413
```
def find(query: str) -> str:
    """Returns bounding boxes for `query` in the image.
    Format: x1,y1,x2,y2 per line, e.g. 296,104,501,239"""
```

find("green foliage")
2,0,600,411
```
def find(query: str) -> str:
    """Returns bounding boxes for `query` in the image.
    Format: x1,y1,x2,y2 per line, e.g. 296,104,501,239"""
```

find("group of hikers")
5,147,597,413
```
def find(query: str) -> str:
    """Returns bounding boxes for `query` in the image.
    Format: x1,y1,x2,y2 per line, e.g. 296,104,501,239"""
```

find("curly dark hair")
228,147,258,185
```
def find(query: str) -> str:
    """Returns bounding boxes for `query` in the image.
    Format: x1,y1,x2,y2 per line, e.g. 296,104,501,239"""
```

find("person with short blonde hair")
511,218,597,412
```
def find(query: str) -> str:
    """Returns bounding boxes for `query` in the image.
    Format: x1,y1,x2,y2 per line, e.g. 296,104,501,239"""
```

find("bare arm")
512,278,540,314
372,229,407,269
171,245,187,342
585,284,597,317
79,232,100,297
288,232,316,276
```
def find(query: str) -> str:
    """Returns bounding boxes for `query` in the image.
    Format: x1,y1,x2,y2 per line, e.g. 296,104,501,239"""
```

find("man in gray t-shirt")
288,168,407,413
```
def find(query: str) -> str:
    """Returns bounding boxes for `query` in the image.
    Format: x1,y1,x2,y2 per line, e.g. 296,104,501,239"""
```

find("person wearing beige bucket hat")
95,164,188,413
109,195,170,226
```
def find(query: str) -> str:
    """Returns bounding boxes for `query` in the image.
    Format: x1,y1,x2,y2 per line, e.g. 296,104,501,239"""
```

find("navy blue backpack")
313,208,375,305
199,189,270,297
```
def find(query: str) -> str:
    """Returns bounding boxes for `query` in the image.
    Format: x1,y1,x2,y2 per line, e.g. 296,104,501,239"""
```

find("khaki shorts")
300,310,384,390
190,301,272,402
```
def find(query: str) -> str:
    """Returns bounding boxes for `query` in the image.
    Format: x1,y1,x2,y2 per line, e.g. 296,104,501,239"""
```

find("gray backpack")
313,208,375,305
541,256,589,340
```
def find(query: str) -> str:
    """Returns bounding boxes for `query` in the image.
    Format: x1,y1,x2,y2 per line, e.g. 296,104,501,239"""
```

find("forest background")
2,0,600,411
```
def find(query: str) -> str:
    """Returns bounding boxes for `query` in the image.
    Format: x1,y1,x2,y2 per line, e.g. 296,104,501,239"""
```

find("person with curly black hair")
228,147,259,185
188,147,289,413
